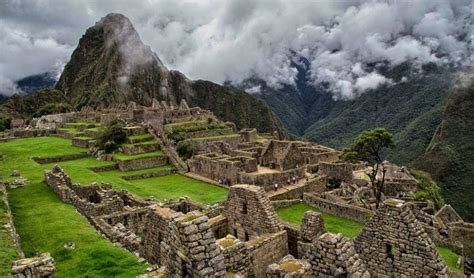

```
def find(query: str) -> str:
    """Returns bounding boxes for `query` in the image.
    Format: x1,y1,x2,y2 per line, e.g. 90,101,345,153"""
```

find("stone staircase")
147,124,187,172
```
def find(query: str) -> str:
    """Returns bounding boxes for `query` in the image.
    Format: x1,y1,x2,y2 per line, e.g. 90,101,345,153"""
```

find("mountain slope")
254,63,455,165
414,73,474,221
53,13,284,134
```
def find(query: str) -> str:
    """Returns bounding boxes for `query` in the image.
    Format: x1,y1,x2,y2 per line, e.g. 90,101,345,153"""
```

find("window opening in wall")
233,229,238,238
245,232,249,241
242,200,248,214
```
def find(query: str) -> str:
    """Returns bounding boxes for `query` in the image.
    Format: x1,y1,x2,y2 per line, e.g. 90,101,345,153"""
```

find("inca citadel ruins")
2,99,473,277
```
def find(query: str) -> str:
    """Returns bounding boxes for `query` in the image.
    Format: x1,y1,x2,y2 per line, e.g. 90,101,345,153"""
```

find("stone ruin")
266,255,311,277
11,253,55,278
223,184,283,241
28,98,215,134
6,97,474,276
42,166,291,277
303,233,368,277
41,164,467,277
355,198,449,277
189,139,338,193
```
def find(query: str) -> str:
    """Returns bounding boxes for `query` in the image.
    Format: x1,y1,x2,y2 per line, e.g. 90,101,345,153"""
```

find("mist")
0,0,472,98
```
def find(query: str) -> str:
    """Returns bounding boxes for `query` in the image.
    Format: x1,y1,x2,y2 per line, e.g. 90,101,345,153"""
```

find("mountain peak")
53,14,284,134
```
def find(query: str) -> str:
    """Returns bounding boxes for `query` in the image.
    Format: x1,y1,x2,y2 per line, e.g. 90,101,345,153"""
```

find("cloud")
0,0,471,99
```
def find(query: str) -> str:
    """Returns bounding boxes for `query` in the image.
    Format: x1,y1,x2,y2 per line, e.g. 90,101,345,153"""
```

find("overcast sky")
0,0,472,98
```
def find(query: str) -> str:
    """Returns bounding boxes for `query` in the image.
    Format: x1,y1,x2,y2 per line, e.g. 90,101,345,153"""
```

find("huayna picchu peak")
54,13,284,135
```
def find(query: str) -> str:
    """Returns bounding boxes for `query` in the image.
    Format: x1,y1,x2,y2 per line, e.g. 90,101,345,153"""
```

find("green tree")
342,128,395,209
96,118,128,153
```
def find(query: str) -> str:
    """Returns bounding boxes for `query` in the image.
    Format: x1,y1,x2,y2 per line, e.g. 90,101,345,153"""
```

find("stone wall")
159,211,227,277
266,255,311,277
450,222,474,258
303,233,368,277
224,184,283,241
303,193,373,223
354,199,449,277
300,211,326,243
72,137,93,148
11,253,55,278
142,207,173,264
240,167,306,191
121,169,177,180
271,199,302,210
209,215,229,240
302,151,339,165
317,162,353,183
246,231,288,278
239,128,257,143
116,156,168,171
121,143,160,155
189,153,253,185
260,141,305,171
32,153,88,164
282,223,301,257
1,183,23,258
217,235,251,276
12,129,56,138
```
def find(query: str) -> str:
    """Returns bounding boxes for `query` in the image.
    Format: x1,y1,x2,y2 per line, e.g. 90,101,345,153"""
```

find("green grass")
276,203,364,239
0,189,20,277
191,133,240,141
0,137,227,205
113,151,163,161
0,137,146,277
64,122,100,127
128,134,154,140
85,127,101,132
73,136,94,141
436,246,463,272
123,140,157,147
58,128,83,135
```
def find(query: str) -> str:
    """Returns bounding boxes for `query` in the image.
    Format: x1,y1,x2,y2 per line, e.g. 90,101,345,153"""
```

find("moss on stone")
279,261,302,272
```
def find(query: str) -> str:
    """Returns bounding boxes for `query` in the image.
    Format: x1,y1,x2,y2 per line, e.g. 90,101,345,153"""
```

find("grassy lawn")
436,246,463,273
0,137,146,277
276,203,364,239
56,158,227,204
128,134,154,140
113,151,163,161
191,133,240,141
0,137,227,205
0,189,19,277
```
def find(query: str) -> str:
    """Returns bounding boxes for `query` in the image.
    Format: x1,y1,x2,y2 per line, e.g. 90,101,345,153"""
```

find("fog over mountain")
1,0,472,98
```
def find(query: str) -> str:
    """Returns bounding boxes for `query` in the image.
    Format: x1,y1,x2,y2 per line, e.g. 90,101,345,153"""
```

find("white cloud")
0,0,471,98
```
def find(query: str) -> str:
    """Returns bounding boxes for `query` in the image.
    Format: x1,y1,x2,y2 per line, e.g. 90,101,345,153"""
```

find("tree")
342,128,395,209
96,118,128,153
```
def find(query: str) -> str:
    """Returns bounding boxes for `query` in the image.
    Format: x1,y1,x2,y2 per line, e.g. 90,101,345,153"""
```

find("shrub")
409,169,445,209
96,118,127,153
32,102,71,118
176,140,195,160
0,114,11,131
